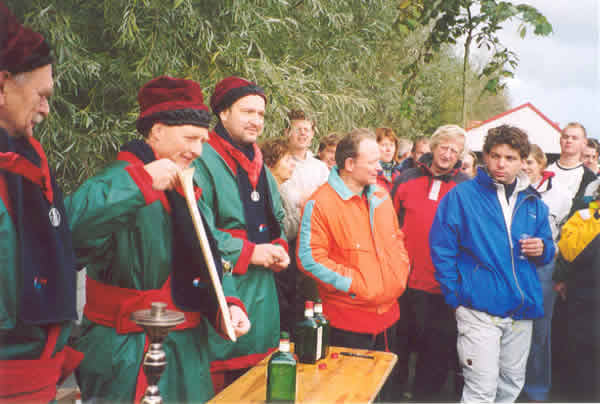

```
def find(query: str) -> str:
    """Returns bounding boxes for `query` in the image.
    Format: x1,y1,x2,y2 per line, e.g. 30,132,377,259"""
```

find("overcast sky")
468,0,599,139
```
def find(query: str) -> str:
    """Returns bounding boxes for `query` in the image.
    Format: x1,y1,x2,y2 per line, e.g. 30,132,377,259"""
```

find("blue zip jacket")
430,167,555,320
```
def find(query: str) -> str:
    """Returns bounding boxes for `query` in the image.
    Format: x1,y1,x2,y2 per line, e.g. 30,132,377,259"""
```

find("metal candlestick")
132,302,185,404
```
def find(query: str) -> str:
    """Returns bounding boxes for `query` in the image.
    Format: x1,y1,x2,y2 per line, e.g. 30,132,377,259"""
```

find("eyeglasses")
437,145,461,156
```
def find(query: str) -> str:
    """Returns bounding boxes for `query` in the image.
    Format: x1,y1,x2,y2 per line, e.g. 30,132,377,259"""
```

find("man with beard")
192,77,290,391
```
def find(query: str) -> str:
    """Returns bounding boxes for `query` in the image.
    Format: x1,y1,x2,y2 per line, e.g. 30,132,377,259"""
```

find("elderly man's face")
0,64,53,138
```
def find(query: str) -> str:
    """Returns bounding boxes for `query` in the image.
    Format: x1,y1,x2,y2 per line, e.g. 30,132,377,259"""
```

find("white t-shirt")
543,161,585,231
279,151,329,240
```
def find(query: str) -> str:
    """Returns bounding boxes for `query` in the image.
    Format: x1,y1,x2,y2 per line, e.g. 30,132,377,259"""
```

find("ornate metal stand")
132,302,185,404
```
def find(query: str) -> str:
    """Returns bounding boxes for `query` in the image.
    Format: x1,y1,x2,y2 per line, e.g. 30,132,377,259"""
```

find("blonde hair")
430,124,466,152
562,122,587,138
529,144,547,169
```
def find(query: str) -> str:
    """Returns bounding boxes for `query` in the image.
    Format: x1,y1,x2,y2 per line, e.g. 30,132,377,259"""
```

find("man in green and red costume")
66,76,251,403
0,3,84,402
193,77,290,391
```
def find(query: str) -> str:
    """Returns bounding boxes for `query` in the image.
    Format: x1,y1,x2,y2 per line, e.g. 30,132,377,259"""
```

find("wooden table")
208,345,397,403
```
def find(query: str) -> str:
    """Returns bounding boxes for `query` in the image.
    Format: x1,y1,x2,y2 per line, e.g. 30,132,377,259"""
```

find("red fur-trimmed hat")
0,3,53,74
210,76,267,115
136,76,211,135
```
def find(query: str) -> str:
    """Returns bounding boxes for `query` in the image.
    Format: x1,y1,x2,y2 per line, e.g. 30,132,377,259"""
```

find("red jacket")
391,154,468,294
296,168,410,334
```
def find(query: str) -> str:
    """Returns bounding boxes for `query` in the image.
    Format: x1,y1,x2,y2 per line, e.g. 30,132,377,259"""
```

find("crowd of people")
1,4,599,403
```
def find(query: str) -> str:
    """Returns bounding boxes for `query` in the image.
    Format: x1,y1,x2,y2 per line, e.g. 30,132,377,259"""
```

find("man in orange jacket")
297,128,410,402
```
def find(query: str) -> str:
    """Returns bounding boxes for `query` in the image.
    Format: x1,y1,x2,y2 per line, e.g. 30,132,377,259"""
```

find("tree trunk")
462,7,473,128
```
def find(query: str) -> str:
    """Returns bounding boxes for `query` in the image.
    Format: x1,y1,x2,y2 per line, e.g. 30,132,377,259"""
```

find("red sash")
84,276,204,403
0,325,84,403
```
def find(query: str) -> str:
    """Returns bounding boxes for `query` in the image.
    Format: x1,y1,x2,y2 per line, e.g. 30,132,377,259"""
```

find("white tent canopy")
466,103,562,154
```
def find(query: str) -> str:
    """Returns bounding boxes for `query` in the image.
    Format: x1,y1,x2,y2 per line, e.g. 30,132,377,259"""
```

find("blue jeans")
523,259,557,401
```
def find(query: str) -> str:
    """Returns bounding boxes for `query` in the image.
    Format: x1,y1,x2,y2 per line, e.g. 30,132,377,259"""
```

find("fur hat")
136,76,211,136
210,76,267,115
0,3,53,74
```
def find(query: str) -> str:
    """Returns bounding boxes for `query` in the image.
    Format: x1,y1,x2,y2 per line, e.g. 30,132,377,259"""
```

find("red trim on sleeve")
213,297,248,341
217,228,255,275
233,240,255,275
271,237,289,254
226,297,247,316
118,151,171,213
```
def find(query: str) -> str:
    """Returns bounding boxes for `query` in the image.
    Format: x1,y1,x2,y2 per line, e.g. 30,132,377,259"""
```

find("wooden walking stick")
178,167,237,342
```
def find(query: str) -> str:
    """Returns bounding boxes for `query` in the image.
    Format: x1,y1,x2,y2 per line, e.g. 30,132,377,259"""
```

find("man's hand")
226,305,251,338
144,159,181,191
520,237,544,257
250,244,290,272
553,281,567,301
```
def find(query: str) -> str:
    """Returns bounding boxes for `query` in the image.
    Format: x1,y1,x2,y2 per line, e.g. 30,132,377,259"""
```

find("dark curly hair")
483,125,530,159
260,137,291,168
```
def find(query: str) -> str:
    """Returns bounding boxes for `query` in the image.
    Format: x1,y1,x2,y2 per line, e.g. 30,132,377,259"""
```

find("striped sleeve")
296,200,367,297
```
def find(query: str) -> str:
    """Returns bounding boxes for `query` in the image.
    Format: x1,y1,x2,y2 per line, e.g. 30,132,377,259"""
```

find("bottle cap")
280,331,290,340
305,300,314,309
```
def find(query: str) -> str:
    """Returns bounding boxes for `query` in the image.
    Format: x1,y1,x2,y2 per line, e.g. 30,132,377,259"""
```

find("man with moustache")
430,125,555,402
192,77,290,390
0,4,83,401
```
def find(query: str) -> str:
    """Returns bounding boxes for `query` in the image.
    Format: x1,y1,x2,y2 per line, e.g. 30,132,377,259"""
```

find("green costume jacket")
66,159,239,403
193,136,287,373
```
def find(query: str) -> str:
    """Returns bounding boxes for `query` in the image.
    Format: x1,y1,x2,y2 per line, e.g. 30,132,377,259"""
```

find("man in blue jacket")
430,124,555,403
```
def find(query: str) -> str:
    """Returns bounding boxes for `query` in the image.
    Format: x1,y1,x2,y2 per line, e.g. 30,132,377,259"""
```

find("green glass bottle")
294,300,322,363
314,299,330,358
267,331,297,403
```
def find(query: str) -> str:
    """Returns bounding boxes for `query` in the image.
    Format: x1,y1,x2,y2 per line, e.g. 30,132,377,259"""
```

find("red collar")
0,136,53,203
208,132,263,189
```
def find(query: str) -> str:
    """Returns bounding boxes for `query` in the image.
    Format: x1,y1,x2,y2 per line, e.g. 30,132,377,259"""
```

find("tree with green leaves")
7,0,513,192
402,0,552,126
